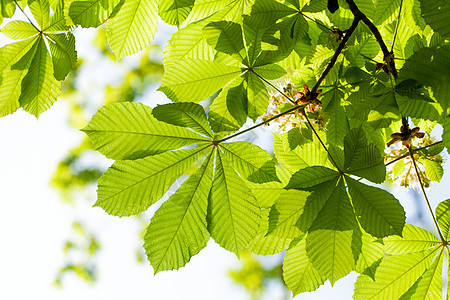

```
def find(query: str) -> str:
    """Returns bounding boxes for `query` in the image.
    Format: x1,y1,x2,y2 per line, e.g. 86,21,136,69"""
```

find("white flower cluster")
263,79,324,133
385,135,443,189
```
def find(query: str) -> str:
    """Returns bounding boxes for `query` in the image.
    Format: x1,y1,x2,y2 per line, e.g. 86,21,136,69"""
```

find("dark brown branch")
345,0,398,79
311,17,360,95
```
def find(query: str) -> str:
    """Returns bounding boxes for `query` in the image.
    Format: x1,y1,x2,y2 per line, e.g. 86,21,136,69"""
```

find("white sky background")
1,12,450,300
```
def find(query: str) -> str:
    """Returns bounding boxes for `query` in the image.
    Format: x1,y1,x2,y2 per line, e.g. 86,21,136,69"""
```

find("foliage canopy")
2,0,450,297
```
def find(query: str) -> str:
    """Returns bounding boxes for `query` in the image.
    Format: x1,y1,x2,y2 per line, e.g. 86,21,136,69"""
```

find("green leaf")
208,78,247,135
355,233,384,279
421,158,443,182
273,132,329,173
182,0,233,24
400,45,450,111
252,64,286,79
208,152,261,255
305,179,362,284
384,224,440,255
283,236,325,296
400,249,444,300
0,0,16,24
106,0,158,59
29,0,50,29
346,177,405,238
163,20,215,64
96,146,208,216
247,209,292,255
144,152,213,273
374,0,401,25
267,189,308,238
245,0,296,28
203,21,246,62
152,102,213,138
436,199,450,240
0,20,38,40
82,102,207,160
0,37,38,117
19,37,61,118
158,58,241,102
322,88,348,147
66,0,122,28
344,126,386,183
158,0,194,26
285,166,339,189
245,166,290,208
354,247,440,300
220,142,279,184
46,33,77,80
245,70,268,119
419,0,450,39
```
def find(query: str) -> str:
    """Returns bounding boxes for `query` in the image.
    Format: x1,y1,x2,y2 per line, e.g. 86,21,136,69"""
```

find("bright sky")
1,12,449,300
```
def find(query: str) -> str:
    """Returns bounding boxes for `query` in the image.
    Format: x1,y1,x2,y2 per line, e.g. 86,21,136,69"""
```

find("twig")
311,17,360,95
217,105,305,143
385,141,443,167
345,0,398,79
408,147,445,242
303,111,341,171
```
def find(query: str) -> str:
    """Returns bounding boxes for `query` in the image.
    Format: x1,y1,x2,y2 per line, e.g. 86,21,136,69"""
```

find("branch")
408,147,445,242
345,0,398,79
217,104,305,143
311,17,360,95
385,141,443,167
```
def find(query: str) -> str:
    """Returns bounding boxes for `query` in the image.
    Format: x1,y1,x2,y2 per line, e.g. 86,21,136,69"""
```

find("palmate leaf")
354,224,443,300
267,189,309,238
163,19,216,64
321,88,349,147
283,236,326,296
374,0,401,25
419,0,450,39
344,126,385,183
19,36,61,117
152,102,213,138
29,0,50,29
144,152,214,273
354,247,441,299
96,146,209,216
286,166,339,189
46,33,77,81
0,37,38,117
247,209,293,255
273,131,329,173
208,77,247,135
159,0,194,26
400,45,450,111
208,151,261,255
82,102,207,160
65,0,122,28
436,199,450,240
346,177,405,238
106,0,158,60
0,0,77,118
0,20,38,40
305,179,362,285
0,0,16,24
355,233,384,280
203,20,246,62
84,101,275,269
158,58,242,102
220,141,279,184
